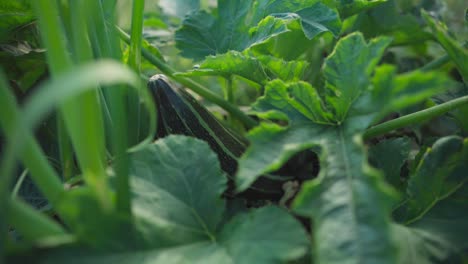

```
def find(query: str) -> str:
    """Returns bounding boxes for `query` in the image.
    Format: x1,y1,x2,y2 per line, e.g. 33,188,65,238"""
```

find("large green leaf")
237,33,391,191
16,136,308,263
130,135,227,246
175,0,341,60
394,136,468,224
393,183,468,263
252,80,334,124
20,206,308,264
293,128,398,264
235,34,397,264
236,32,459,263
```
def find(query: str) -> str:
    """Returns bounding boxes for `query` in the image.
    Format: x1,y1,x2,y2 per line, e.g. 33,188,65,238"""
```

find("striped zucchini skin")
148,74,286,199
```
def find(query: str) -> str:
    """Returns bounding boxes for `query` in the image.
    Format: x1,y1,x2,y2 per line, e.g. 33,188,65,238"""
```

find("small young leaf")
323,33,392,122
252,79,334,124
176,51,269,84
177,50,309,85
255,54,309,82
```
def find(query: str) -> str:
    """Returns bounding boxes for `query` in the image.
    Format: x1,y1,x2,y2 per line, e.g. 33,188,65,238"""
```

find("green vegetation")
1,0,467,263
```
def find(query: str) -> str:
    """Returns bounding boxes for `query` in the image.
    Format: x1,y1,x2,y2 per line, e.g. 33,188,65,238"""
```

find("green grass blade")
33,0,110,209
0,61,155,225
0,72,64,207
88,0,132,215
7,198,68,241
127,0,145,145
32,0,76,184
128,0,145,72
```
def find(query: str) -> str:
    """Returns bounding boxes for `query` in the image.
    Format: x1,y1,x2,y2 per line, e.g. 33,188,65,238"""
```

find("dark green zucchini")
147,74,288,199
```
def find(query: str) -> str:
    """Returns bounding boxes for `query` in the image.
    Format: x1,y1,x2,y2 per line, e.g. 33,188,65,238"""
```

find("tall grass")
0,0,156,259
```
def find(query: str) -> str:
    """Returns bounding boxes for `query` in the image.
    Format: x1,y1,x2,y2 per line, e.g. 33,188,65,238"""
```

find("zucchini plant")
1,0,468,264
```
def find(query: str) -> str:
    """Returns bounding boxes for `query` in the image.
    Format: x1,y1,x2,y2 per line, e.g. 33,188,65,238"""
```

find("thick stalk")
364,96,468,139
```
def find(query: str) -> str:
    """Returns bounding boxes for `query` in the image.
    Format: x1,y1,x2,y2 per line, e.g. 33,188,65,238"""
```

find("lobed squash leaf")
175,0,341,60
235,32,459,264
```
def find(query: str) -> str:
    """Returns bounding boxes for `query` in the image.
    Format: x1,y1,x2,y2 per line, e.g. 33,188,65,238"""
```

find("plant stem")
89,1,132,216
116,27,258,129
364,95,468,139
420,55,450,72
225,76,235,104
57,117,74,181
224,76,236,125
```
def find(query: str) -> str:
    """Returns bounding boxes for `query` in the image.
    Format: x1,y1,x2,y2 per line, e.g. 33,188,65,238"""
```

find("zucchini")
148,74,287,199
